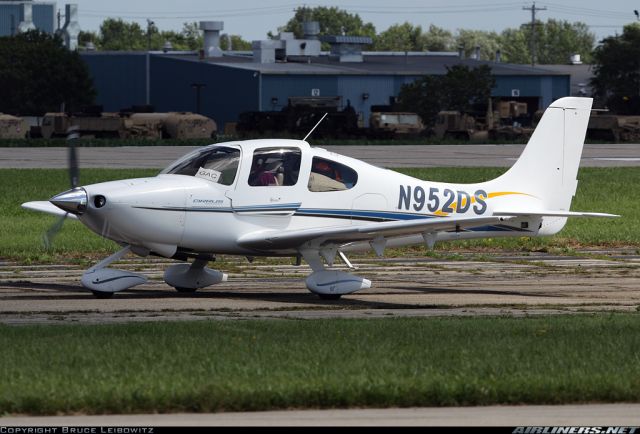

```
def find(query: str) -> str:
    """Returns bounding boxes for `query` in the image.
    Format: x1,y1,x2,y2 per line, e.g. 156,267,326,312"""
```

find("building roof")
159,51,569,77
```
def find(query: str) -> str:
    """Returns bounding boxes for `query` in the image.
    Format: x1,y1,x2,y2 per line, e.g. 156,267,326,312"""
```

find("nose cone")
50,187,88,215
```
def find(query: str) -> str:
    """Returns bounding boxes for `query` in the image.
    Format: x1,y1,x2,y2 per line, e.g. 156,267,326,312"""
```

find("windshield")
161,146,240,186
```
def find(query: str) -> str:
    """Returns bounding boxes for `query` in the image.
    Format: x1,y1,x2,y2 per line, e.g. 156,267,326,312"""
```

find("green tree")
374,22,424,51
91,19,205,51
500,19,595,64
397,65,495,127
220,35,251,51
498,27,529,64
99,18,147,50
591,23,640,114
275,6,376,40
455,30,501,61
422,25,454,52
78,30,99,49
0,30,95,115
179,22,203,50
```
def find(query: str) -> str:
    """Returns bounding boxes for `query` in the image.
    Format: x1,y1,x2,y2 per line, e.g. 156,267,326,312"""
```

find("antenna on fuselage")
302,112,328,142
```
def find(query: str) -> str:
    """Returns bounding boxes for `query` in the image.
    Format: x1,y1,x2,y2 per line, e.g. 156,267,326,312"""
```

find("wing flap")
238,215,501,250
21,201,78,220
493,210,619,218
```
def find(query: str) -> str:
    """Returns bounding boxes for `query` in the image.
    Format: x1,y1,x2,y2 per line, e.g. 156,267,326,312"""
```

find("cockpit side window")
161,146,240,186
308,157,358,192
248,147,301,187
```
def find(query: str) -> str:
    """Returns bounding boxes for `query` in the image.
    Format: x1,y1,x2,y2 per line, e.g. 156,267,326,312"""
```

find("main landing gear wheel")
91,290,114,299
318,293,342,300
174,286,198,293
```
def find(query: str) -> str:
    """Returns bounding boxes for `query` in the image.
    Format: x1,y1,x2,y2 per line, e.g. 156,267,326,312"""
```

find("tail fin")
493,97,593,211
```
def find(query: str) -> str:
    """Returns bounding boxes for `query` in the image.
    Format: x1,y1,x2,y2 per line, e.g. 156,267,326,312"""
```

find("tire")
318,293,342,300
174,286,198,293
92,290,114,299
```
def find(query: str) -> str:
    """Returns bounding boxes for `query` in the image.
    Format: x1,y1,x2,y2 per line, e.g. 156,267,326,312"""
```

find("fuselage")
76,139,553,259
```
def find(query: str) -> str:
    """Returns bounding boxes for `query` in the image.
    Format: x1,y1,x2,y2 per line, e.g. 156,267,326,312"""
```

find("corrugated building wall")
0,1,55,36
80,52,571,130
150,57,259,129
80,53,260,129
81,52,147,111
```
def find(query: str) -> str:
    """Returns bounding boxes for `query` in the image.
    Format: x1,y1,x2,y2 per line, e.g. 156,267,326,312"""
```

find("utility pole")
523,2,546,67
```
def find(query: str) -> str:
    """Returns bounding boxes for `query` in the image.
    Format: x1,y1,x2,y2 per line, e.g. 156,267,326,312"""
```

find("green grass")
1,314,640,415
397,167,640,248
1,167,638,263
0,169,158,262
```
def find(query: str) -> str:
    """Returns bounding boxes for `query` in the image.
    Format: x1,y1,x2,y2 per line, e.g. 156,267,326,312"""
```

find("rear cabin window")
248,147,301,187
308,157,358,192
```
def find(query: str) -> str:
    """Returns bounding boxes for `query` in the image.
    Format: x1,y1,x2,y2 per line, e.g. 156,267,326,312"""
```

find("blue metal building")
0,1,55,36
80,51,570,131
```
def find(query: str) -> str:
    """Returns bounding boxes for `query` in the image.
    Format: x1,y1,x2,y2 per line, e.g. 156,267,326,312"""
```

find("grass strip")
1,167,638,262
1,314,640,415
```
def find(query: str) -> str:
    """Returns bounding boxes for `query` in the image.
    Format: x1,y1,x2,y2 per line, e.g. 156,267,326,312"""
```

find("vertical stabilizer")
492,97,592,211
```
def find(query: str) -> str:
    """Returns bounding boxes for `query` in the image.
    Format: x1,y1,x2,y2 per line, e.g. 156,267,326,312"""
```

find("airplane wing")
237,215,502,251
21,201,79,220
493,210,619,218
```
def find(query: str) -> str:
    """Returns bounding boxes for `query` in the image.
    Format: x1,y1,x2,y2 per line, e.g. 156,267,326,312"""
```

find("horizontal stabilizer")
21,201,78,220
493,210,619,218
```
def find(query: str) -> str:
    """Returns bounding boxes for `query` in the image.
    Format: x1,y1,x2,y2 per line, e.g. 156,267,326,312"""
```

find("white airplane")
22,97,617,298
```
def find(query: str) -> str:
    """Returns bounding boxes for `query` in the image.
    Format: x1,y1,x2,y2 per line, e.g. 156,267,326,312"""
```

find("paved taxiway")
3,404,640,426
1,143,639,169
1,249,638,325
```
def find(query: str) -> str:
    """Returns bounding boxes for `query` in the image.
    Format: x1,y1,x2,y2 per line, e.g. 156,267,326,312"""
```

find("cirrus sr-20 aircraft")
22,97,617,298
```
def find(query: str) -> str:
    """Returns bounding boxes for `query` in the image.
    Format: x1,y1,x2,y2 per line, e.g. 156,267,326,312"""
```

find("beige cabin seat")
308,173,347,192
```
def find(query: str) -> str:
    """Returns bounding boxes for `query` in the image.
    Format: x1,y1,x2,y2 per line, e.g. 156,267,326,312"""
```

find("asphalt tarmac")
1,249,638,325
1,143,639,169
3,404,640,426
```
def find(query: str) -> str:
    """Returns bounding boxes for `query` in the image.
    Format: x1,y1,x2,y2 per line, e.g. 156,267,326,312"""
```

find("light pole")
146,19,154,51
145,19,154,106
191,83,206,114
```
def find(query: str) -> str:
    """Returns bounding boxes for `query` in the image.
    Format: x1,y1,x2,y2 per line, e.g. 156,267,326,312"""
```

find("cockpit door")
228,145,309,218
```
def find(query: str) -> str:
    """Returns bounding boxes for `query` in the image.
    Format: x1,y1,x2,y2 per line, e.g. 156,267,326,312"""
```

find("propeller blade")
43,213,68,250
44,126,80,249
67,126,80,188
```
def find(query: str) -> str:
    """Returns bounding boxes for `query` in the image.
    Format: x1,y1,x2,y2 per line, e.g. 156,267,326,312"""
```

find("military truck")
0,113,29,139
587,114,640,142
237,96,360,138
431,111,488,141
368,112,425,138
40,111,216,140
128,112,217,139
41,112,137,139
